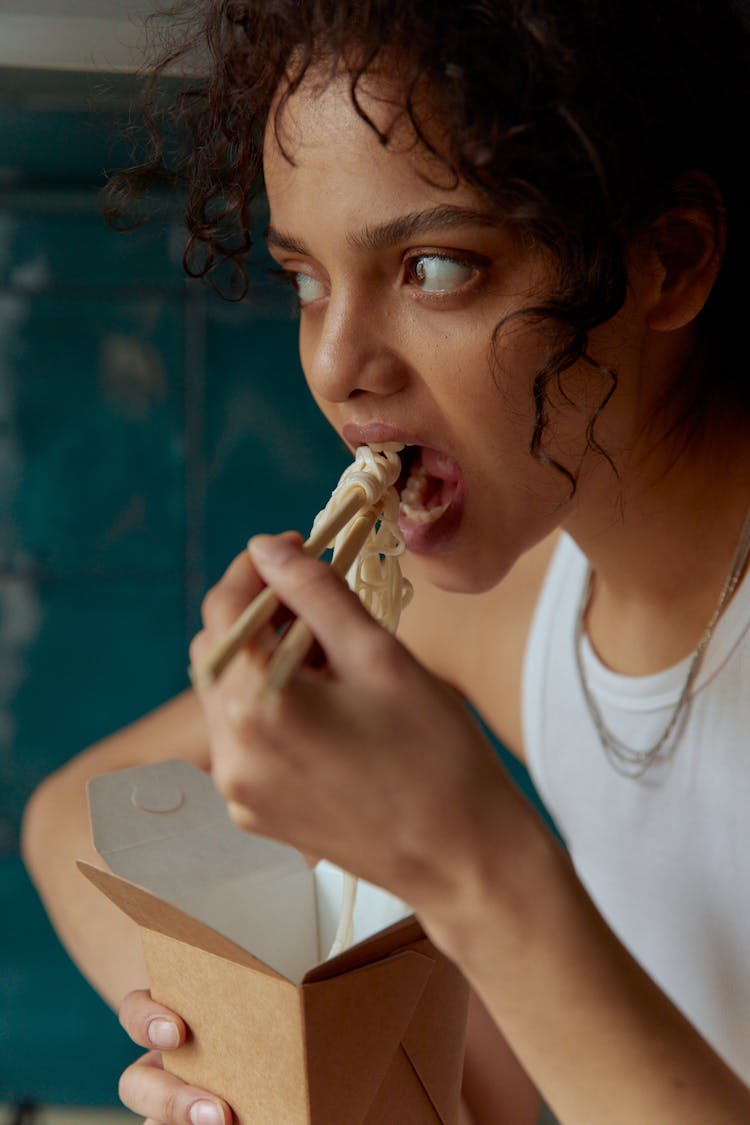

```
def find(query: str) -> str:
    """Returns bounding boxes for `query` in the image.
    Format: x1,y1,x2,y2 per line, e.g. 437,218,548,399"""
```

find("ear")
644,174,725,332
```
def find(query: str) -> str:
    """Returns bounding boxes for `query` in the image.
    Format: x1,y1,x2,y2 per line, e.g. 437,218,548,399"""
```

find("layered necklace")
574,506,750,778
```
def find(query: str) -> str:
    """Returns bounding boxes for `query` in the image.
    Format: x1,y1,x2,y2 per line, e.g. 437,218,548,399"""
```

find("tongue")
422,478,446,510
419,447,462,484
418,448,461,510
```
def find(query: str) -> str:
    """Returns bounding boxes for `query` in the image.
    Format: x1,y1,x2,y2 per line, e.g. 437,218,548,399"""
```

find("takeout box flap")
85,761,412,982
302,948,434,1123
302,912,425,982
303,934,468,1124
400,939,470,1123
77,861,287,981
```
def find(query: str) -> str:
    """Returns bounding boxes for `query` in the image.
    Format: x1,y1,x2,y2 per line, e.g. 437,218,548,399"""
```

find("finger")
247,534,385,675
119,989,186,1052
120,1051,232,1125
200,549,267,635
193,533,305,682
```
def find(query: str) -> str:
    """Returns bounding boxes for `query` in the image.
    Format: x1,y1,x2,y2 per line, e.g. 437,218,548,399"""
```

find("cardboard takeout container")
80,760,469,1123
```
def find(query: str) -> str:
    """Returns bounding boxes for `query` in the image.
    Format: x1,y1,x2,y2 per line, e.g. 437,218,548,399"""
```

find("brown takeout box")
80,760,469,1123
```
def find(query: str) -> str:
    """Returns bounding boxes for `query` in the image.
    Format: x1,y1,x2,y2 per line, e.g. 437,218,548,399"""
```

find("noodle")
320,445,413,958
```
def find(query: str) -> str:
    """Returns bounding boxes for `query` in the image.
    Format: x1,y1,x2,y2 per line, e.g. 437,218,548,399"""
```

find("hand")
118,989,233,1125
189,533,520,927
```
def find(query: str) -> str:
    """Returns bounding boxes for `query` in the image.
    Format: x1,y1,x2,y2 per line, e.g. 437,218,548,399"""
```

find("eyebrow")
264,204,501,257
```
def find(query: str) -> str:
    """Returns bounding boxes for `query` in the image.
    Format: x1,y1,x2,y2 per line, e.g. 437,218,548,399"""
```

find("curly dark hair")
107,0,750,477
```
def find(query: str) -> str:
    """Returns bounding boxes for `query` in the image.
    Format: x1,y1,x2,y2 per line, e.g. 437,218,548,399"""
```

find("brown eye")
405,254,477,293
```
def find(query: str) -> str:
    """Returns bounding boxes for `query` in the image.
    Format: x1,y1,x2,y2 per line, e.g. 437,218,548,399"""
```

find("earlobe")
645,183,725,333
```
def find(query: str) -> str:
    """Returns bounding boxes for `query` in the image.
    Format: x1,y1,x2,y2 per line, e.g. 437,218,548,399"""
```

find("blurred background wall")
0,4,550,1114
0,22,350,1104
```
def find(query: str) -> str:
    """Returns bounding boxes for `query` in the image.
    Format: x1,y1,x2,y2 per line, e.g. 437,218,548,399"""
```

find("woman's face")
263,71,649,592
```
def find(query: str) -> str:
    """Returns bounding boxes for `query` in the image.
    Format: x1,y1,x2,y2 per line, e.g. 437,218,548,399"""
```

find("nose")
301,290,408,404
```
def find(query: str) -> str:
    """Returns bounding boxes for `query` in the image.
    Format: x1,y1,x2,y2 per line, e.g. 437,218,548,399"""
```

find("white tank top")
523,533,750,1081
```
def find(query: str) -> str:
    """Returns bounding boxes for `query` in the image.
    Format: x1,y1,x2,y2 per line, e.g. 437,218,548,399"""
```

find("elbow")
21,773,53,884
21,767,72,891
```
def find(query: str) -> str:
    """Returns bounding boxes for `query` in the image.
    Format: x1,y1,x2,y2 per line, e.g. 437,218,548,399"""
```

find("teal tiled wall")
0,101,346,1106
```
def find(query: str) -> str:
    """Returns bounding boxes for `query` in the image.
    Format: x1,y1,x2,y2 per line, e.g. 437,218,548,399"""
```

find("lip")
341,420,424,450
341,421,466,556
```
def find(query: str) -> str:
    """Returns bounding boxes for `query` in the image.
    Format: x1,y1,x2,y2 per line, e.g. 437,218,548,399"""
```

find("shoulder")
397,533,561,761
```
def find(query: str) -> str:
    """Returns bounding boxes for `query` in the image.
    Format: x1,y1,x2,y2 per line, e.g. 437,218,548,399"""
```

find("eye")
404,253,478,294
293,271,327,305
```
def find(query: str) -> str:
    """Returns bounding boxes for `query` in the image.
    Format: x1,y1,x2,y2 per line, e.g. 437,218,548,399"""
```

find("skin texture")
22,68,750,1125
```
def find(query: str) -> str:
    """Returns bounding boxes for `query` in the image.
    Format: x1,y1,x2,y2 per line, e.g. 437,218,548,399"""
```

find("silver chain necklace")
574,506,750,778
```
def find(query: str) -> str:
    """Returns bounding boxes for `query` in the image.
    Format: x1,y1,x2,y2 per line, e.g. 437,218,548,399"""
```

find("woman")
22,1,750,1121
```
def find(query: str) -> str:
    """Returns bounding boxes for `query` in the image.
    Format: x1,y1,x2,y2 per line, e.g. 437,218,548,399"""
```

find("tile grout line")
183,280,208,648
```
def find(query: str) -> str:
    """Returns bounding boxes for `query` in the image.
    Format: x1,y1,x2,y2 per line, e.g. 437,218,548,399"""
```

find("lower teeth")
399,464,449,524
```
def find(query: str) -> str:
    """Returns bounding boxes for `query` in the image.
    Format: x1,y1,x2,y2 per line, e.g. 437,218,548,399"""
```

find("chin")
406,548,512,596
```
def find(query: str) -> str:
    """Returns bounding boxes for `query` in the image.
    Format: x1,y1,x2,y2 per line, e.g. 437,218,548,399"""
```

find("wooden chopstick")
189,486,370,690
302,487,367,559
263,506,378,690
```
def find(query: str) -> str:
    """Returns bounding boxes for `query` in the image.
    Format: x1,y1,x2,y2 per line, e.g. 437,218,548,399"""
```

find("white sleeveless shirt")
523,533,750,1081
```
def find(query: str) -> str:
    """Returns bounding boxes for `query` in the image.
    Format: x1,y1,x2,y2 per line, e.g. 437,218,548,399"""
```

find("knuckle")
227,797,262,834
212,758,277,833
360,623,400,678
117,989,149,1044
188,629,207,670
210,759,237,802
163,1089,182,1123
200,582,224,628
226,690,285,751
200,557,261,635
281,561,322,607
211,754,252,806
214,765,260,811
117,1059,141,1105
224,694,259,741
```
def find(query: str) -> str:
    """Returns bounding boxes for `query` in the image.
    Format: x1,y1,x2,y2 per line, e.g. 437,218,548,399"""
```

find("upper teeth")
368,441,405,454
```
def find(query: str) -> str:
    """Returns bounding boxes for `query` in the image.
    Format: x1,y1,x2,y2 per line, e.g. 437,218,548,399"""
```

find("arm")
429,794,749,1125
191,534,750,1124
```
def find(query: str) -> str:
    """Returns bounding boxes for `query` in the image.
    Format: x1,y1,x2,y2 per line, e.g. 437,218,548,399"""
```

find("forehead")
262,69,478,221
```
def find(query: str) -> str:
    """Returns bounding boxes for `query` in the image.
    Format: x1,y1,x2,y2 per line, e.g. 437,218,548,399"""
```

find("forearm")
22,690,208,1008
23,755,148,1008
425,796,750,1125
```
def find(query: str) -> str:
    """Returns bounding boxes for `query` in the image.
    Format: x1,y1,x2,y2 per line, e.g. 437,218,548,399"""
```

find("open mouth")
395,445,462,527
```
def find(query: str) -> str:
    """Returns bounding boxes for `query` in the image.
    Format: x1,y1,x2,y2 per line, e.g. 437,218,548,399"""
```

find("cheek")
297,320,325,399
298,348,340,432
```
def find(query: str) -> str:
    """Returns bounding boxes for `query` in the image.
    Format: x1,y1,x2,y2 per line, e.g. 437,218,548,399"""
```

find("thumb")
247,533,383,674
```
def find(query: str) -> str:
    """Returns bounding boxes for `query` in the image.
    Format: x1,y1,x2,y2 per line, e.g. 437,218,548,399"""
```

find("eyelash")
267,250,486,308
402,252,482,296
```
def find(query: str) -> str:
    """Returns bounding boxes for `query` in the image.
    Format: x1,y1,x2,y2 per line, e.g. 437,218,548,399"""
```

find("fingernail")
189,1101,224,1125
147,1016,180,1050
248,534,298,567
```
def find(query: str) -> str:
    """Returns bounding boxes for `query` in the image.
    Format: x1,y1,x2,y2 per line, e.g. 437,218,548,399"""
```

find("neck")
564,406,750,675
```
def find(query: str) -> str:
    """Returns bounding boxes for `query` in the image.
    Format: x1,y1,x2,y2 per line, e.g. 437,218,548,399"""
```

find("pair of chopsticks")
189,484,380,693
189,445,404,963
